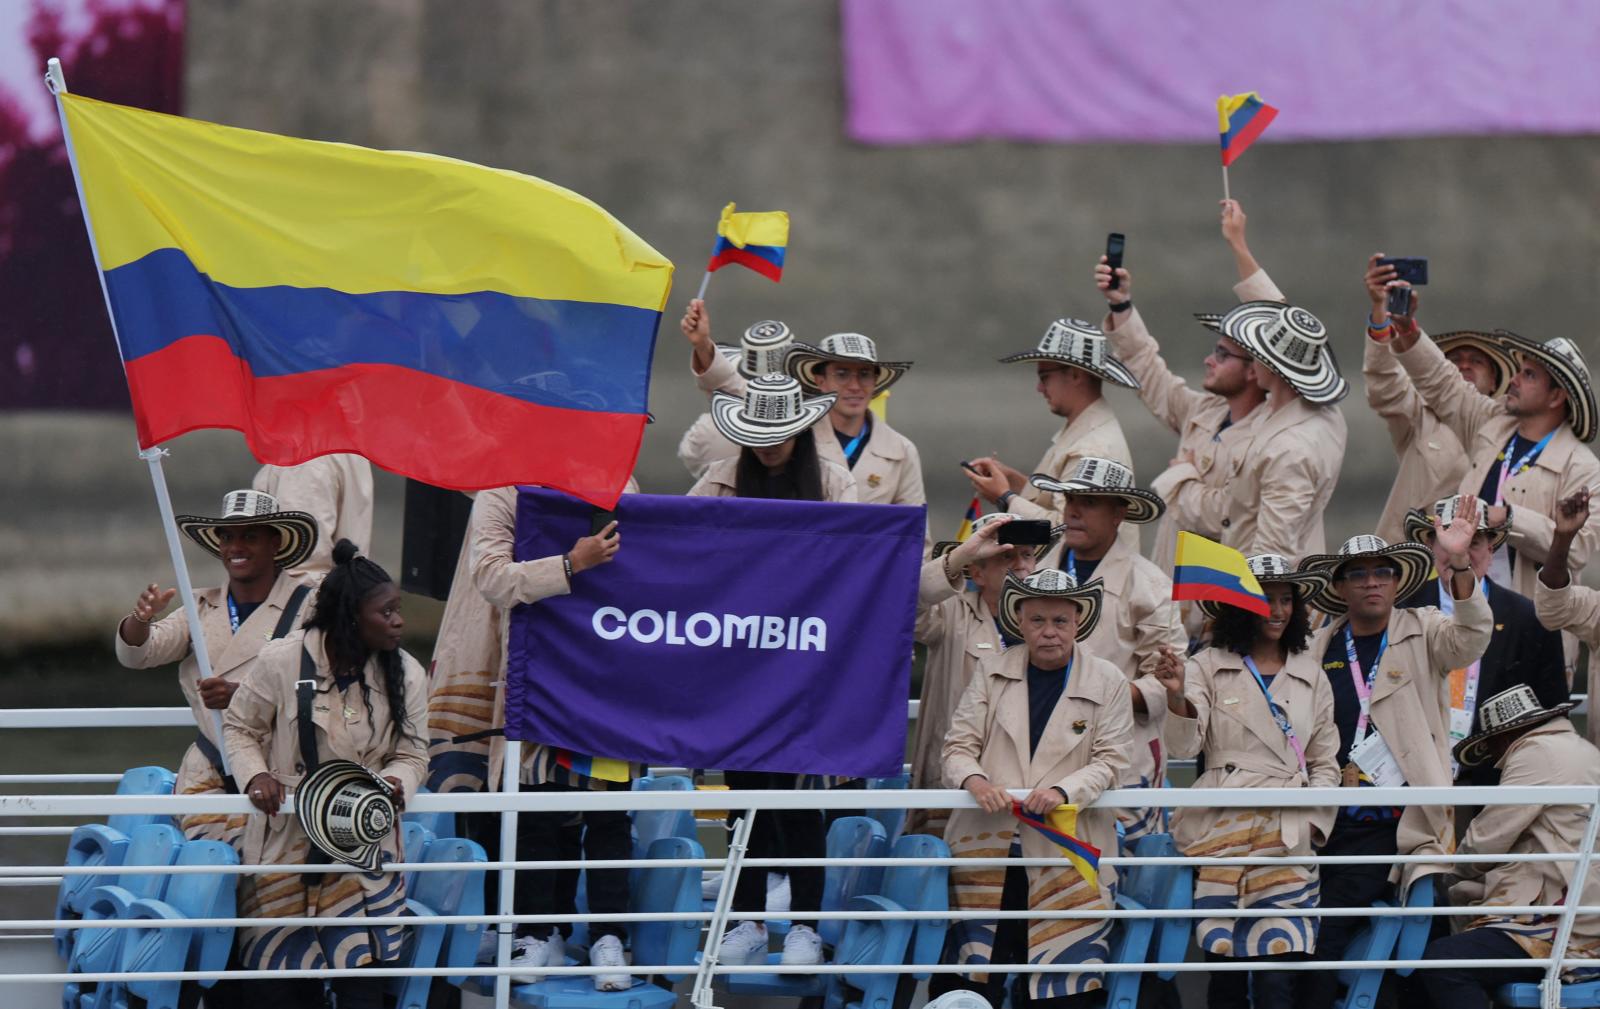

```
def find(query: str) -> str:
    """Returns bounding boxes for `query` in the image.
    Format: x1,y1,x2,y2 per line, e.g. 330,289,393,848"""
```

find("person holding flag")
940,568,1133,1007
676,317,798,478
1156,547,1340,1007
1295,502,1491,1009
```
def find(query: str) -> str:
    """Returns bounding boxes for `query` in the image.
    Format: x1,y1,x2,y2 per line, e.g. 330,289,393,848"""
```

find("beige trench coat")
1009,396,1138,552
1534,581,1600,746
222,627,429,969
114,569,316,840
1310,590,1493,887
909,556,1010,835
1363,333,1471,544
942,645,1135,998
687,456,858,501
253,454,375,575
1394,329,1600,598
1450,717,1600,970
681,350,926,507
468,482,643,788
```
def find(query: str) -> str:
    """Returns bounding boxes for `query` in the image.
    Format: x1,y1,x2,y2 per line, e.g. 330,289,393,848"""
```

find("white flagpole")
45,57,230,774
1222,163,1231,202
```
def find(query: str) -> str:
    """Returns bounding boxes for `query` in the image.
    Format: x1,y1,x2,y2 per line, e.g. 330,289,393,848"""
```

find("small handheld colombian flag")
698,202,789,299
955,494,981,542
1172,532,1269,617
1012,801,1100,886
1218,92,1278,167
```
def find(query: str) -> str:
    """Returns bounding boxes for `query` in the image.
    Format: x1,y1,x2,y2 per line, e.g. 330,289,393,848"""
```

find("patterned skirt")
948,829,1113,999
1184,806,1319,957
174,743,248,851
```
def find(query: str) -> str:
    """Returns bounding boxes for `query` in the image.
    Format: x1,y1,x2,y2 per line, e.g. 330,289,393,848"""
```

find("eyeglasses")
1337,565,1399,584
1208,343,1251,364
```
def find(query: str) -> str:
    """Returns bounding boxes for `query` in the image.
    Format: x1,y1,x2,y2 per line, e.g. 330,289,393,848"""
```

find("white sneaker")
780,924,823,966
701,869,725,901
590,934,631,991
766,873,791,913
717,920,769,965
475,927,501,965
508,933,566,983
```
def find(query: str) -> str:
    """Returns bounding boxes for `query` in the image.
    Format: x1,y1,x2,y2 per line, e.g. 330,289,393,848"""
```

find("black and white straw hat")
175,489,319,571
1434,331,1517,397
998,319,1140,390
716,320,796,380
295,759,399,871
930,512,1063,562
786,332,912,395
1198,301,1348,405
1402,494,1509,552
710,374,837,448
1196,553,1329,620
997,568,1103,643
1496,331,1595,443
1298,534,1434,617
1453,684,1577,769
1029,457,1166,525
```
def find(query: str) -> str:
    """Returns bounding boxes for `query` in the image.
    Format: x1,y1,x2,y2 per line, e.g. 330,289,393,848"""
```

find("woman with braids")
223,539,427,1009
1152,555,1341,1007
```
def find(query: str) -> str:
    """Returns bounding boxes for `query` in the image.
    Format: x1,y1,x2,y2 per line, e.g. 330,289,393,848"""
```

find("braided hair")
303,538,413,741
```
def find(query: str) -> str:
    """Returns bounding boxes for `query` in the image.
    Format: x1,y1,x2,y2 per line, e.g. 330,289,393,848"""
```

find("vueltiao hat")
716,320,796,380
1495,331,1596,443
930,512,1064,562
1434,331,1517,397
175,490,319,571
1402,494,1509,552
997,568,1103,643
1196,553,1329,621
1028,457,1165,525
1453,684,1576,769
295,759,400,871
1298,534,1434,617
998,319,1139,390
786,332,912,395
1198,301,1348,405
710,374,836,448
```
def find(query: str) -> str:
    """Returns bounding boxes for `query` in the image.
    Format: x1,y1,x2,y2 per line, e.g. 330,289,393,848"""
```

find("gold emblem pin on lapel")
1072,719,1087,734
1387,670,1403,681
867,474,882,488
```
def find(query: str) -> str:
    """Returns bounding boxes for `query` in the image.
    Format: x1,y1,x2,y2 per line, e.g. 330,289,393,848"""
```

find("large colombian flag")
60,93,673,508
1172,531,1269,617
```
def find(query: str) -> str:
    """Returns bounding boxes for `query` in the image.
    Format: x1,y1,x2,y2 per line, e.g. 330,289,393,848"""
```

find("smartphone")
1105,233,1126,290
1376,257,1428,286
590,509,618,537
1385,285,1414,317
959,460,982,475
996,519,1054,547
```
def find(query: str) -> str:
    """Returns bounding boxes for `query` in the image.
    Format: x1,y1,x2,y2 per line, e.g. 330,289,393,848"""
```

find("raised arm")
1096,262,1209,434
1361,259,1427,452
114,583,188,667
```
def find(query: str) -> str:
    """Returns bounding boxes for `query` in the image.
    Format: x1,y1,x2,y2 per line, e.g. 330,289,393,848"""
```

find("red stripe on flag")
1221,104,1278,166
708,246,784,282
123,335,644,507
1172,582,1272,617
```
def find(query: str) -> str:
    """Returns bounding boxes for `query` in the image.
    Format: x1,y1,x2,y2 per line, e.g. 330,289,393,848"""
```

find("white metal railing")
6,707,1600,1009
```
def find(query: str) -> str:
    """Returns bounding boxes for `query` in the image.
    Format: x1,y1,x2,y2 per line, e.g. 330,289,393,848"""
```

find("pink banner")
842,0,1600,145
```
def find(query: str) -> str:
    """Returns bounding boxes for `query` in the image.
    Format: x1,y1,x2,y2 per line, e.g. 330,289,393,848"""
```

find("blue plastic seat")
631,775,697,864
402,786,456,840
64,822,184,1009
864,776,909,845
1498,978,1600,1007
880,833,950,980
1392,875,1435,979
118,840,239,1009
106,766,178,835
401,821,436,894
508,835,706,1009
1104,833,1192,1009
390,836,489,1009
822,895,918,1009
1333,904,1402,1009
56,766,178,958
819,817,890,948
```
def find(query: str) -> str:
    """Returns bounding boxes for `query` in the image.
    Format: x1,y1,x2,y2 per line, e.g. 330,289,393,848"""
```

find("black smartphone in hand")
1385,285,1414,317
1376,256,1428,286
997,519,1054,547
1105,233,1126,290
590,509,618,537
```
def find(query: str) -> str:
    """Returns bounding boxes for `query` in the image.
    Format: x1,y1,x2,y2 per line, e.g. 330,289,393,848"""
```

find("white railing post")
494,739,522,1009
691,812,755,1009
1541,787,1600,1009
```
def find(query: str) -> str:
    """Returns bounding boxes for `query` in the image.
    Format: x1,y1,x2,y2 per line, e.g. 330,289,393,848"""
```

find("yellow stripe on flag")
716,202,790,249
1173,531,1267,598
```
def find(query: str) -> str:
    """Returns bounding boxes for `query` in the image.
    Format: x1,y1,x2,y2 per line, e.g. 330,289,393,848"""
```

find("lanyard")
1344,626,1388,742
1495,429,1555,504
840,417,870,467
1065,549,1076,581
1243,656,1306,772
226,593,241,634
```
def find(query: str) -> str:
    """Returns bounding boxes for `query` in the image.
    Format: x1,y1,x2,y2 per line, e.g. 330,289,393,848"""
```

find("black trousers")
1420,928,1541,1008
514,782,631,941
1302,819,1400,1009
724,770,824,928
1204,949,1309,1007
234,974,384,1009
926,864,1105,1009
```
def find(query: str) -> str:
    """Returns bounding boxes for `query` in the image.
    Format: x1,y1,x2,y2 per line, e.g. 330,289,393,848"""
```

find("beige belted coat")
222,627,429,969
1393,329,1600,598
1363,333,1471,544
1008,396,1138,552
1310,589,1493,887
253,454,374,575
1450,717,1600,970
114,569,316,840
942,644,1134,998
1534,580,1600,746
